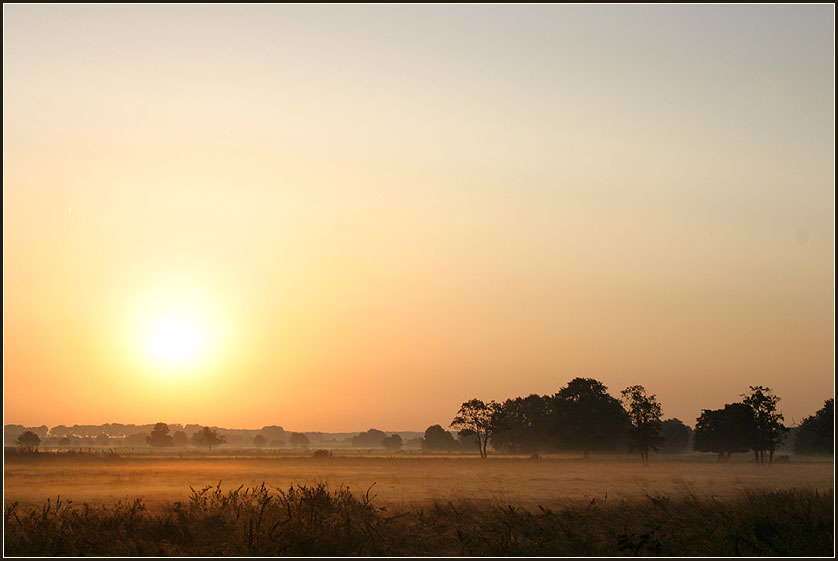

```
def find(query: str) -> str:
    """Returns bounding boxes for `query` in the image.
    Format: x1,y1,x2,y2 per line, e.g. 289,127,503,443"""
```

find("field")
3,450,834,556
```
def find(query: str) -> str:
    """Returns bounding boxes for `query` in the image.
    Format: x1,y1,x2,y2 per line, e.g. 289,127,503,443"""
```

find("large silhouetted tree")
693,403,756,460
621,385,663,464
421,425,459,451
192,427,226,451
742,386,788,465
451,398,498,458
552,378,629,457
148,422,174,448
490,394,553,454
793,398,834,455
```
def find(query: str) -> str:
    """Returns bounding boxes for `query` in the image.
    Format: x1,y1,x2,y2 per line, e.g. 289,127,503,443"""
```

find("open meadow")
4,449,834,556
3,449,833,510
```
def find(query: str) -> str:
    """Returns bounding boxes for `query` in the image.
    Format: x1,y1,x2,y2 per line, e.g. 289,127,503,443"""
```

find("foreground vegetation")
4,483,832,556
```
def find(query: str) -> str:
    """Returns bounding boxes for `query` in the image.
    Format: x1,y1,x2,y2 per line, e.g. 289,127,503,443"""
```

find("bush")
312,449,333,459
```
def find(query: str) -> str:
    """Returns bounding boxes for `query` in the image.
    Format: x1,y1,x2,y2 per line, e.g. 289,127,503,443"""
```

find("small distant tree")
693,403,756,460
742,386,788,465
352,429,387,448
192,427,226,451
58,437,71,447
421,424,459,451
96,433,111,447
381,434,403,451
16,431,41,452
450,398,498,458
794,398,834,455
253,434,267,448
172,430,189,447
148,422,175,448
659,418,691,454
289,432,310,450
621,385,664,464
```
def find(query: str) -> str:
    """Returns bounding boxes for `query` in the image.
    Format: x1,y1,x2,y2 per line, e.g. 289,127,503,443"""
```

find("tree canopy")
451,399,498,458
421,424,459,451
553,379,628,457
16,430,41,452
693,403,756,460
192,427,226,451
148,422,174,447
793,398,833,455
621,385,663,464
742,386,788,465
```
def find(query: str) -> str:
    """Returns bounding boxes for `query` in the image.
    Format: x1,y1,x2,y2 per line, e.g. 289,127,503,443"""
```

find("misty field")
4,450,833,556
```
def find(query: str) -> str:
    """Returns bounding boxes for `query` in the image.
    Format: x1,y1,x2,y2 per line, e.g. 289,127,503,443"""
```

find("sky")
3,4,834,432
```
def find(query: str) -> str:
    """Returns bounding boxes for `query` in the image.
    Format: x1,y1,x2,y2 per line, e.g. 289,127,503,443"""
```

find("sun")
146,316,207,367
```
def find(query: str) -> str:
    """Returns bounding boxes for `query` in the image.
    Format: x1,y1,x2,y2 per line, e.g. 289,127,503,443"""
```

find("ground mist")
4,483,833,556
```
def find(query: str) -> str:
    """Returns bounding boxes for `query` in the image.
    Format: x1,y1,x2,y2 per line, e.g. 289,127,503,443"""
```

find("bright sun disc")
147,318,206,366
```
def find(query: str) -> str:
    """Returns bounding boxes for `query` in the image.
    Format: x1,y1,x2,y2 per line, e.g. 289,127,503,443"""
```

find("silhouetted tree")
793,398,834,455
172,431,189,447
553,379,629,457
148,423,175,448
421,425,459,451
253,434,267,448
288,432,309,450
693,403,756,460
659,419,691,454
490,394,553,454
16,431,41,452
192,427,226,451
58,437,71,446
621,385,663,464
381,434,403,451
96,433,111,447
742,386,788,465
352,429,387,448
450,398,498,458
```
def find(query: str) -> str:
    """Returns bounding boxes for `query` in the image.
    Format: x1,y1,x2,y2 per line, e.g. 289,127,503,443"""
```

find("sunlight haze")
3,4,834,431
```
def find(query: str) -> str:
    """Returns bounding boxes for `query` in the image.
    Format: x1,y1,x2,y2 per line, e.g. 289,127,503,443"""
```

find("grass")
3,483,833,556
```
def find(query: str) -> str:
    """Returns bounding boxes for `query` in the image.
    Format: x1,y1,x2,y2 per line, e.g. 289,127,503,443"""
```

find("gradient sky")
3,5,834,432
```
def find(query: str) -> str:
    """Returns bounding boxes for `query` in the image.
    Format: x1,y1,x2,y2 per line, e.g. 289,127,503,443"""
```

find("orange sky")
3,5,834,432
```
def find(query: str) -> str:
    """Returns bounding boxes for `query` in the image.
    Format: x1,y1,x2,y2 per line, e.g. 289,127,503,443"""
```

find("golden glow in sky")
3,5,834,431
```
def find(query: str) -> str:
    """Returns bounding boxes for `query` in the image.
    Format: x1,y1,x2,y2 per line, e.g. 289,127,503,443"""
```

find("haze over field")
3,5,834,431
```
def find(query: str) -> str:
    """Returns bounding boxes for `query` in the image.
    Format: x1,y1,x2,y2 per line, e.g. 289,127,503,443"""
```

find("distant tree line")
423,379,831,464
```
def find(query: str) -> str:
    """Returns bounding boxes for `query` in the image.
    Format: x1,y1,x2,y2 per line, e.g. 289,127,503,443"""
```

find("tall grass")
4,483,833,556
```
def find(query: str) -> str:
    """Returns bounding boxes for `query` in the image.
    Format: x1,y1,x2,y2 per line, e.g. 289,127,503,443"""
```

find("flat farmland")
4,452,833,510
